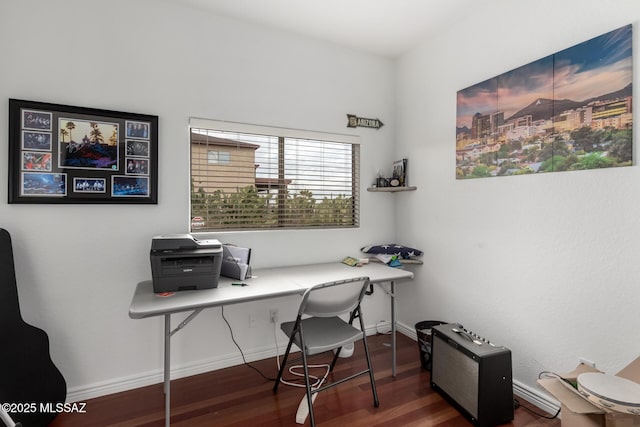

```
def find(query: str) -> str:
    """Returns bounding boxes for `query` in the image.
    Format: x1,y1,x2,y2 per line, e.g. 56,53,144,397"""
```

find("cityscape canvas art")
456,24,632,179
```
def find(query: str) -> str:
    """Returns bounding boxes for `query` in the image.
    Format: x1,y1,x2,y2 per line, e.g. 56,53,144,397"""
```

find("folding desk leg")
390,281,396,378
164,314,171,427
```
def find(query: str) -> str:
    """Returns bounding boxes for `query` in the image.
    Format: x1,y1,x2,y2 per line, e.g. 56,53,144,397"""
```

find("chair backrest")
299,277,370,317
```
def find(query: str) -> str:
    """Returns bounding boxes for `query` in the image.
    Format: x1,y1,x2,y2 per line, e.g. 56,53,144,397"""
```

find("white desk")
129,261,413,426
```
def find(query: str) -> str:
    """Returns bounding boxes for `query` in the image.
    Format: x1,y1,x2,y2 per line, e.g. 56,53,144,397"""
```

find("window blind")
190,119,360,231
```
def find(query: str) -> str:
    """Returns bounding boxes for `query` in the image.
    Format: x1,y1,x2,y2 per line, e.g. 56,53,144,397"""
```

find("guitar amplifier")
430,323,513,427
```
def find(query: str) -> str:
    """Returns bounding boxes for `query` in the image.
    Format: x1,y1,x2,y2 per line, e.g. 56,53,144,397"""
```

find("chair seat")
281,316,362,355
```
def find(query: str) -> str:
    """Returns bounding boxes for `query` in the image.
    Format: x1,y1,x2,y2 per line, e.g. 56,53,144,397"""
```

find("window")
189,118,360,231
207,150,230,164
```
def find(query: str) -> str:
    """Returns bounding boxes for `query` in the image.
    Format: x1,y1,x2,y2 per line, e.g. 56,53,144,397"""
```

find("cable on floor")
272,319,330,390
220,305,276,381
511,370,567,420
514,397,561,419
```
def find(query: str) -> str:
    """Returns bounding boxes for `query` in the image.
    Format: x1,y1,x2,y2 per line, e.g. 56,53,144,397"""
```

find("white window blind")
190,119,360,231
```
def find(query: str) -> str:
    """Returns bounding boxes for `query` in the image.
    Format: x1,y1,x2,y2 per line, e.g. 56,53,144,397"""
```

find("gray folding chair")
273,277,379,426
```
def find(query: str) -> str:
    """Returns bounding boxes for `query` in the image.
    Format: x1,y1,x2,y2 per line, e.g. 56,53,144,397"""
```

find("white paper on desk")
373,254,394,264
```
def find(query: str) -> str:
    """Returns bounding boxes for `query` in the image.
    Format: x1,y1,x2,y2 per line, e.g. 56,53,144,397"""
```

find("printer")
150,234,222,293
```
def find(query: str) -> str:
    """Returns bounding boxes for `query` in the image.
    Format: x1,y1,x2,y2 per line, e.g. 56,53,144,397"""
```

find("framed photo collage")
8,99,158,204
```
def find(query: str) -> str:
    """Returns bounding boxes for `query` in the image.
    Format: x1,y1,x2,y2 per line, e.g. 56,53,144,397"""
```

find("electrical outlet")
269,308,279,324
579,357,596,368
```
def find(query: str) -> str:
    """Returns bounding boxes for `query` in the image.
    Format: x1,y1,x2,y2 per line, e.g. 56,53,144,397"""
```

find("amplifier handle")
452,327,482,345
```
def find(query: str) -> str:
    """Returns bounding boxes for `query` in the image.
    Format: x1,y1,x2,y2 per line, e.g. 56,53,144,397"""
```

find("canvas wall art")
456,24,632,179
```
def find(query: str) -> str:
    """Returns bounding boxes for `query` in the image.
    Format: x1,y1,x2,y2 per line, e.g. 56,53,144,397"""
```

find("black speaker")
430,323,513,427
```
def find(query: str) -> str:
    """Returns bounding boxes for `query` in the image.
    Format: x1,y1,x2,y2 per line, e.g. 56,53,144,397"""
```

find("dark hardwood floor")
51,333,560,426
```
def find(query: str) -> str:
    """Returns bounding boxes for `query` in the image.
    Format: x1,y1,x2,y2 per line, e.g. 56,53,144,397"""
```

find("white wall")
0,0,397,400
396,0,640,402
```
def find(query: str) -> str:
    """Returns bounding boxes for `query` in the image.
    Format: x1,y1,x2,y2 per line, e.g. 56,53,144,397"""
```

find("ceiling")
171,0,478,58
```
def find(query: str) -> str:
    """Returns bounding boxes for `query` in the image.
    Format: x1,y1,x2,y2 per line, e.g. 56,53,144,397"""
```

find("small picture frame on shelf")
392,158,407,186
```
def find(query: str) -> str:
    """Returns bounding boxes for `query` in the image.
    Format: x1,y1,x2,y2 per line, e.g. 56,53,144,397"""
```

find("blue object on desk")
389,257,403,268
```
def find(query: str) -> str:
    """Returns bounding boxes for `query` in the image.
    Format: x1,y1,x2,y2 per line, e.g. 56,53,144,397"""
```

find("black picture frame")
8,99,158,204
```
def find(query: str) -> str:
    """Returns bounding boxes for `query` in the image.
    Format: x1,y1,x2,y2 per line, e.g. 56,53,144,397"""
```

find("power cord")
219,305,332,388
539,370,577,388
513,397,561,419
511,370,565,420
272,320,331,389
271,320,332,423
220,306,276,381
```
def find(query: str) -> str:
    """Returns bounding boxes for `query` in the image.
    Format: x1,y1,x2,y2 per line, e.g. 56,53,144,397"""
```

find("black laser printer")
150,234,223,293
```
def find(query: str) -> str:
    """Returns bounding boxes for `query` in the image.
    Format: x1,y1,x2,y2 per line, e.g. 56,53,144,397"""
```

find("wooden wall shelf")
367,186,417,192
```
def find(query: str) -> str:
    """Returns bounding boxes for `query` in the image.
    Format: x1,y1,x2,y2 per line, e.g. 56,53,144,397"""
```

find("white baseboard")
67,343,283,402
67,321,389,402
68,322,388,402
396,320,415,338
68,320,561,421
